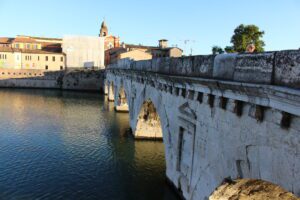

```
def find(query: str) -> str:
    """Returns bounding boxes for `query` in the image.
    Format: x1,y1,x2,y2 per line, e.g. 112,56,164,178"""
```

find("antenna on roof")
180,39,197,56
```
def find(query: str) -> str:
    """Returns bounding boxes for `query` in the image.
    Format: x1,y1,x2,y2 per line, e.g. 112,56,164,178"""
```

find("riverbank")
0,69,105,92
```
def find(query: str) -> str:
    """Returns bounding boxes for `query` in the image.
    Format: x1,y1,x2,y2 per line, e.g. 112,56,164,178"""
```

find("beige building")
106,39,183,64
0,47,65,71
109,49,152,63
0,35,65,71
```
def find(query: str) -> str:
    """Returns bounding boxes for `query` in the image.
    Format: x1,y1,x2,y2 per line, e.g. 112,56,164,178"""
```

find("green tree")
224,46,235,53
228,24,265,52
212,46,224,55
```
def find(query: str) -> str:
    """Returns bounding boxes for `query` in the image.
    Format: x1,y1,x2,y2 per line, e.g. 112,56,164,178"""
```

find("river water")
0,89,179,200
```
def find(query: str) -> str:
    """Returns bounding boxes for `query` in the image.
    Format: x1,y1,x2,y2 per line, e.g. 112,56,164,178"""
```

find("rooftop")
0,47,65,54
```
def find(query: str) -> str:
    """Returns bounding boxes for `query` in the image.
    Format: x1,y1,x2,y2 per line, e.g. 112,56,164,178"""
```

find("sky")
0,0,300,55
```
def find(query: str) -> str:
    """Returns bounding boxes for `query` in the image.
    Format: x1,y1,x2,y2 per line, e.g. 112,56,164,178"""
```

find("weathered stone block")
169,57,183,75
151,58,160,72
213,53,237,80
182,57,193,75
274,50,300,89
117,58,132,69
131,61,137,70
193,55,215,78
233,52,274,84
158,58,171,74
135,60,151,71
169,57,193,76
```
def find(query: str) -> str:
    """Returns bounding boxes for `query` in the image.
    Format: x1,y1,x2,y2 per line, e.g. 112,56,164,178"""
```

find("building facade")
0,47,65,70
0,35,66,71
109,49,152,64
99,20,120,50
62,36,105,69
105,39,183,65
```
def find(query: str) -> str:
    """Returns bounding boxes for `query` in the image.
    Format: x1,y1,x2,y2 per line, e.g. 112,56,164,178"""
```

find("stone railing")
107,50,300,89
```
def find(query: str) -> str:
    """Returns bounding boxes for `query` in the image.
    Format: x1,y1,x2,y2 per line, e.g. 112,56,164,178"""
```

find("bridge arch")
134,100,163,139
130,85,170,142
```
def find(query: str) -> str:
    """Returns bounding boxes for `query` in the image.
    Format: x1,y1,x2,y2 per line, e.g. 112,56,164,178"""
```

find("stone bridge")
105,50,300,200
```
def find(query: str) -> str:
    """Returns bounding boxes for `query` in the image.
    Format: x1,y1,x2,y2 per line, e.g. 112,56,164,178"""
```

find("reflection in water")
0,89,178,200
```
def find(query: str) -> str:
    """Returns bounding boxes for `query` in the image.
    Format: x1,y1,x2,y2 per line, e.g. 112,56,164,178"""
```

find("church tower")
100,20,108,37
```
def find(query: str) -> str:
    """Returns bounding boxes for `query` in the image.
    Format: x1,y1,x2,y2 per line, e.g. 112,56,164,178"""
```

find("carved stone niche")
248,104,265,122
281,112,292,129
197,92,203,103
234,100,243,117
219,96,228,110
168,85,173,94
207,94,215,108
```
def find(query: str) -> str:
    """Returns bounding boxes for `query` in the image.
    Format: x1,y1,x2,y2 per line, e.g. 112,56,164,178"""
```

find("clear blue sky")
0,0,300,55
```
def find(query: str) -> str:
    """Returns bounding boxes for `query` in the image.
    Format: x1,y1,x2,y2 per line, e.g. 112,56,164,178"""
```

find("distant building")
0,36,65,70
9,35,62,52
62,36,105,69
0,47,65,70
0,38,13,48
108,48,152,64
98,20,121,65
99,20,120,50
105,39,183,65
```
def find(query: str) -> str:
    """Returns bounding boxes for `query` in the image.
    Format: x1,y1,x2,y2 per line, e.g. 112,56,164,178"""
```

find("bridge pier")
104,80,108,95
115,103,129,112
107,82,114,102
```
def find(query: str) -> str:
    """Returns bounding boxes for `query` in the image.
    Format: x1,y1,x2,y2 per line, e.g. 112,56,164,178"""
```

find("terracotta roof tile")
0,37,14,44
13,37,38,43
0,46,64,54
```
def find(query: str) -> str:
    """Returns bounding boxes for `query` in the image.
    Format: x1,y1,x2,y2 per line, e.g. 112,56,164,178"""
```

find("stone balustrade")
108,50,300,89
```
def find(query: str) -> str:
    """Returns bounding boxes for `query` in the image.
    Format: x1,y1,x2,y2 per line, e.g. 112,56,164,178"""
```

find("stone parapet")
107,50,300,89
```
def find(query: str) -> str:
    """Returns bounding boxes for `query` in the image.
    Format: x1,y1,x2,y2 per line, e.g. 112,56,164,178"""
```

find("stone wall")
108,49,300,89
62,69,105,91
0,69,105,91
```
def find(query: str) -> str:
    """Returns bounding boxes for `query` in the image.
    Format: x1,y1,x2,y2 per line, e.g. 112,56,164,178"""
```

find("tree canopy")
214,24,265,53
229,24,265,52
212,46,224,55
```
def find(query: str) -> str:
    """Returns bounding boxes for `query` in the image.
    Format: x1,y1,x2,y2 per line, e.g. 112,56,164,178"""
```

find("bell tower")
100,20,108,37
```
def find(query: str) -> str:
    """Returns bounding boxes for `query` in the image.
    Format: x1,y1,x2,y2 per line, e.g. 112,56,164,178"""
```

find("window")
0,55,1,59
15,44,19,48
45,65,48,70
38,56,40,61
61,56,63,62
26,44,30,49
52,56,55,62
45,56,48,61
25,56,27,60
60,66,63,70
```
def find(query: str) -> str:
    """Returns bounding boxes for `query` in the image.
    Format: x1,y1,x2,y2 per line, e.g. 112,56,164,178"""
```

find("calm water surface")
0,89,179,200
